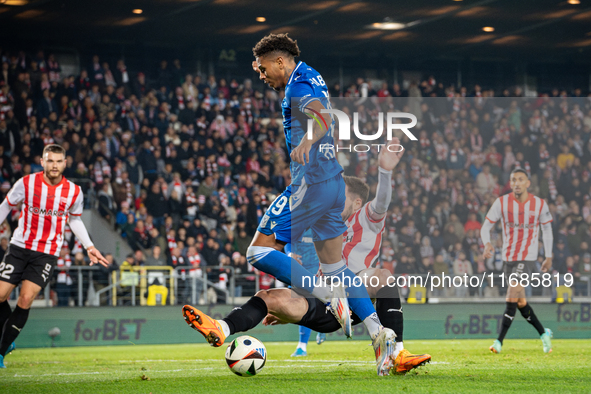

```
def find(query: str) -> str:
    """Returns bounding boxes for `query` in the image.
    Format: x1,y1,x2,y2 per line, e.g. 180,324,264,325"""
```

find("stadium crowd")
0,49,590,305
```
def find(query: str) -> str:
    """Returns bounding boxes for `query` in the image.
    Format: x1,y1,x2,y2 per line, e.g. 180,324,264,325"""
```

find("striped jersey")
5,172,84,256
485,193,552,262
342,203,386,274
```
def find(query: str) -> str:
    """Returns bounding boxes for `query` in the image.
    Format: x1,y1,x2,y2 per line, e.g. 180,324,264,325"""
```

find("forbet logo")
305,108,417,153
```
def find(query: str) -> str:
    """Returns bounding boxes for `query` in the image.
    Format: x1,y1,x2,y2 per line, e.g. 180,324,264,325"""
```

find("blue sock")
247,246,329,299
299,326,312,345
322,264,376,321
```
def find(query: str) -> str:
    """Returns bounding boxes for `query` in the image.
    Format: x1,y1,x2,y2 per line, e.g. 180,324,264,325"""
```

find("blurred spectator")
453,251,472,297
147,245,167,266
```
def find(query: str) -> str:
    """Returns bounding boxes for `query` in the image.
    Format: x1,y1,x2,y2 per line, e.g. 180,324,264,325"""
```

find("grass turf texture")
1,339,589,393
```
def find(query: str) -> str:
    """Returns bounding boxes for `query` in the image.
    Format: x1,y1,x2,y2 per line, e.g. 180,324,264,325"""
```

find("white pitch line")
10,368,217,379
7,361,424,380
118,359,374,364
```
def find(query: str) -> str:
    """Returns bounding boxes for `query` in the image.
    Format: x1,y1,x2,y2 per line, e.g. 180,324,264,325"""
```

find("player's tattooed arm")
291,100,330,165
303,100,330,142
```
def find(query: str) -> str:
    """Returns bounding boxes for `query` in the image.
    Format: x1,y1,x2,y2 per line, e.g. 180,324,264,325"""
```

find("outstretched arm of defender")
368,138,404,221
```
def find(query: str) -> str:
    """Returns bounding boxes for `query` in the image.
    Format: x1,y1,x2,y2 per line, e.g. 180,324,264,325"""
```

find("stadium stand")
1,48,590,305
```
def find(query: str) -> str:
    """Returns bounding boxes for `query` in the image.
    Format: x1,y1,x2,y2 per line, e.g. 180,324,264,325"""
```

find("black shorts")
298,298,363,334
503,260,538,283
0,244,58,288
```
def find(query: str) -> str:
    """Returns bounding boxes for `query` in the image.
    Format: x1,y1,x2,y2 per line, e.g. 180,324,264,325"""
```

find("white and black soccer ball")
224,335,267,377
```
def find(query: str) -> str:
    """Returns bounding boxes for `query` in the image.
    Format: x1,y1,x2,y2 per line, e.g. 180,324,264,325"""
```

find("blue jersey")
291,229,320,273
282,61,342,186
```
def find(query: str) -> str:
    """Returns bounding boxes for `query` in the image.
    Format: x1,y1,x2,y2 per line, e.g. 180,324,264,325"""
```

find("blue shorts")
257,173,348,244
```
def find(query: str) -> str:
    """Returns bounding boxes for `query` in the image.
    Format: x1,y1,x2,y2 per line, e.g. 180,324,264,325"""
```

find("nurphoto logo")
306,108,417,153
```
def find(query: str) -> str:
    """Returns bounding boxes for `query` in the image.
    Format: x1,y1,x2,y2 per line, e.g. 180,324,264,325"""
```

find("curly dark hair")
252,33,301,58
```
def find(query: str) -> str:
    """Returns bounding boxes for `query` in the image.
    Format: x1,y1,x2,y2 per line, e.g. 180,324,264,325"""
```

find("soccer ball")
224,335,267,377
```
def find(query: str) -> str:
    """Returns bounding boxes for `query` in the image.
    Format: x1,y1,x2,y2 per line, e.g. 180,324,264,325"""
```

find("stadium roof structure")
2,0,591,64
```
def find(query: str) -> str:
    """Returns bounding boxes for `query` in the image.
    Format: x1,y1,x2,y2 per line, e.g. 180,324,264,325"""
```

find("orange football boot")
182,305,227,347
392,349,431,374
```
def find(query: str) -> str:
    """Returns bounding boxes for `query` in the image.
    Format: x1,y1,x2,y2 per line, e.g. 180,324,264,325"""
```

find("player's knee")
377,269,392,287
254,290,280,312
17,293,35,309
246,245,275,267
254,289,271,301
517,299,527,308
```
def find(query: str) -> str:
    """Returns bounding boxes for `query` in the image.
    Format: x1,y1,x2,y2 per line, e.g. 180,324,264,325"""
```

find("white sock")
394,341,404,359
363,312,382,339
320,260,347,276
311,284,332,304
218,319,231,338
313,261,347,303
297,342,307,352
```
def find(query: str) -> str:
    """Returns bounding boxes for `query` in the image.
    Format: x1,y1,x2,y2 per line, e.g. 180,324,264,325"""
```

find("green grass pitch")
2,339,590,393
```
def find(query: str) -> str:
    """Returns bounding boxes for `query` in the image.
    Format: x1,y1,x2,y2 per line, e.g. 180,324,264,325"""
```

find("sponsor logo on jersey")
507,222,536,229
305,108,418,142
28,206,67,217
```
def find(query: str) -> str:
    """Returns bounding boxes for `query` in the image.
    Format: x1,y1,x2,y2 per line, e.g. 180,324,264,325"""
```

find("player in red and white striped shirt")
0,144,109,368
481,168,553,354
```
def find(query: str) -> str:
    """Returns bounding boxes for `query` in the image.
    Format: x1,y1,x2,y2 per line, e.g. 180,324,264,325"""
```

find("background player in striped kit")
481,168,554,354
0,144,109,368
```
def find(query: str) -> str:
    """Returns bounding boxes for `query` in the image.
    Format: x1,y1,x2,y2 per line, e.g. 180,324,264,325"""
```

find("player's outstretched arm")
378,137,404,172
69,215,110,268
367,138,404,221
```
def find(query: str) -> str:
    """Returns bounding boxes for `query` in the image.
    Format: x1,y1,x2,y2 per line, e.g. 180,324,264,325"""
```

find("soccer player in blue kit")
182,33,397,375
